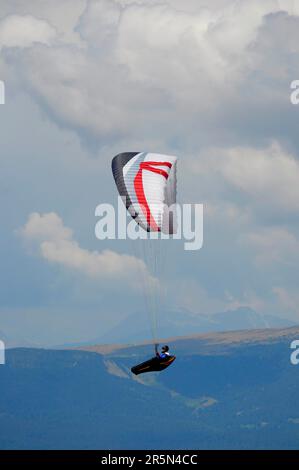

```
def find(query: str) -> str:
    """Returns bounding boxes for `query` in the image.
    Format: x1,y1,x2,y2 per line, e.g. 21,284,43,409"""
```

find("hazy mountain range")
1,325,299,449
95,306,296,344
0,307,296,349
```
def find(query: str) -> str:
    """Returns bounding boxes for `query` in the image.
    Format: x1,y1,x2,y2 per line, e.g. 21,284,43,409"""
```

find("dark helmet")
162,345,169,352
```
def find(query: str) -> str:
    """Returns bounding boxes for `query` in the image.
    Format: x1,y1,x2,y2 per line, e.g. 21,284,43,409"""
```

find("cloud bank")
19,212,149,286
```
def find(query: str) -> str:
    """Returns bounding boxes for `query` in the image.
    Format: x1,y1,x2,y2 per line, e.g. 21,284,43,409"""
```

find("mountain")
96,306,296,344
1,326,299,449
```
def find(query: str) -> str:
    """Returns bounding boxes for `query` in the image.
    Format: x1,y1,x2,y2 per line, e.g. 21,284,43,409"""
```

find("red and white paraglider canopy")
112,152,177,234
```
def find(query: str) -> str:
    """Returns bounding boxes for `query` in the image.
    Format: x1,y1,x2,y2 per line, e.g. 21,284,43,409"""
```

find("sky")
0,0,299,346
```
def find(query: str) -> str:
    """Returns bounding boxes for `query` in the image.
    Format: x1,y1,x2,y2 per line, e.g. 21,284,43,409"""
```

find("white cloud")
273,286,299,317
193,142,299,215
20,212,73,243
223,143,299,212
0,15,57,49
78,0,121,45
245,226,299,266
0,1,86,44
224,289,268,314
19,212,150,285
1,0,298,143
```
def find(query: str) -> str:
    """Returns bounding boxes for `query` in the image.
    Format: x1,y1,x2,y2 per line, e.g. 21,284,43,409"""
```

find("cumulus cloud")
245,226,299,266
78,0,121,45
0,15,57,49
1,0,298,145
19,212,150,285
20,212,72,242
222,144,299,213
0,0,86,43
192,142,299,217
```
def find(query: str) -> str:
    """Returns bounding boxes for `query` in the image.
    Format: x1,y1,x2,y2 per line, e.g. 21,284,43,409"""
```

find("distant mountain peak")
95,306,296,345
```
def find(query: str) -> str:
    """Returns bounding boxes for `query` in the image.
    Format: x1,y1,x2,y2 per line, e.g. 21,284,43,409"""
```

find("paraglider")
112,152,178,375
131,346,176,376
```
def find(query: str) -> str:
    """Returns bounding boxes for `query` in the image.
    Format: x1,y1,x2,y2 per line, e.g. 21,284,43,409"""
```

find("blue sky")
1,0,299,346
